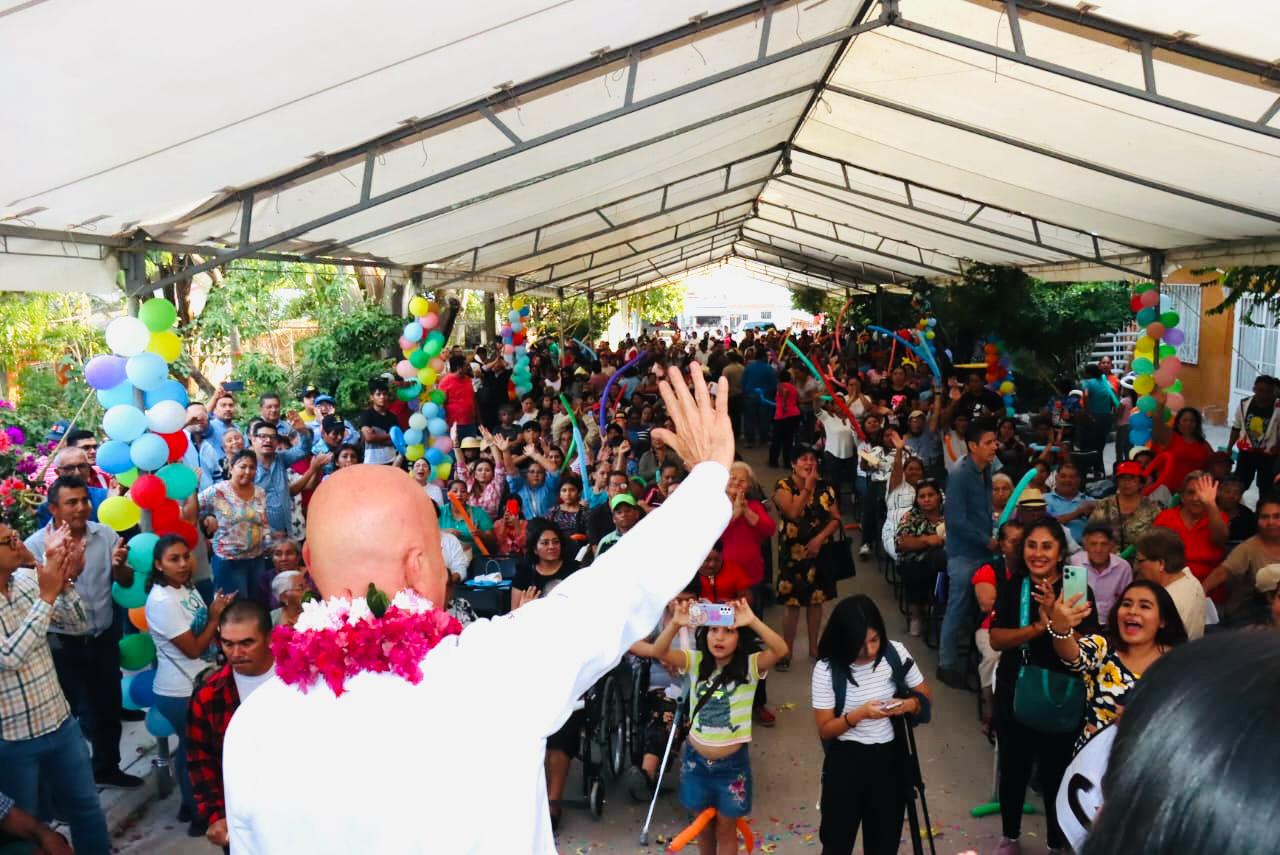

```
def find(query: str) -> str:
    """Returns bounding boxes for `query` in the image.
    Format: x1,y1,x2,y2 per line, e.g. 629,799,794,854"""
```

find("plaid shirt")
0,568,89,740
187,663,240,824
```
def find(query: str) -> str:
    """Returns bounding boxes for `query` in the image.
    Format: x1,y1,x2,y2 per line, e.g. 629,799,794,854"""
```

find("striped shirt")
0,568,89,740
684,650,761,749
811,641,924,745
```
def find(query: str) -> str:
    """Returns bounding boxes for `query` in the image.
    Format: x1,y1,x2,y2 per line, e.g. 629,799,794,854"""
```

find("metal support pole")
557,287,566,359
1150,251,1165,371
483,291,497,346
875,284,884,327
586,288,593,347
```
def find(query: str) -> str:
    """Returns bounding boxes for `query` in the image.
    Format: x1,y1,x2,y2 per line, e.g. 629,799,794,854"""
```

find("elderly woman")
772,445,841,669
723,461,774,600
1153,472,1228,591
270,570,306,627
1088,460,1160,552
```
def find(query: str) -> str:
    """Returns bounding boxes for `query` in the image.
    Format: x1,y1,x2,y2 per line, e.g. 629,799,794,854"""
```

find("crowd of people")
1,319,1278,855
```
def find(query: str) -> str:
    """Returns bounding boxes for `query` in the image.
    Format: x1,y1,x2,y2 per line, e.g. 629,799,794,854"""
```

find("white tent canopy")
3,0,1279,297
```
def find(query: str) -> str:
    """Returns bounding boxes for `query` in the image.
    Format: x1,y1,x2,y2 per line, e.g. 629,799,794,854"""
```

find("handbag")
1012,578,1085,734
817,524,855,580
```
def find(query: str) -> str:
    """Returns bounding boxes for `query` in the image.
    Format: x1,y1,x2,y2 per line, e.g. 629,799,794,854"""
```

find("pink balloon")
1165,392,1185,411
503,343,515,355
1162,356,1182,374
429,358,446,373
432,437,453,455
422,313,439,330
1140,289,1160,308
1146,322,1165,340
398,336,414,350
396,360,417,379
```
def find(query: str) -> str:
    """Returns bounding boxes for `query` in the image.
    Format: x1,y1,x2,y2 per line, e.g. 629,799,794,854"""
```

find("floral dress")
773,476,838,607
1065,634,1141,752
1088,495,1160,552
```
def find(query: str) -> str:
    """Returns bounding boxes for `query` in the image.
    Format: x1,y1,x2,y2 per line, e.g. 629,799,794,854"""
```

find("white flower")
391,589,435,614
346,598,374,626
294,597,348,633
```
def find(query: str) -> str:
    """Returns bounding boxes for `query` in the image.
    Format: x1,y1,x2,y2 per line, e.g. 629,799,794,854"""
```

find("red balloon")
171,520,199,549
1129,293,1144,312
129,474,168,510
150,500,181,532
160,431,188,463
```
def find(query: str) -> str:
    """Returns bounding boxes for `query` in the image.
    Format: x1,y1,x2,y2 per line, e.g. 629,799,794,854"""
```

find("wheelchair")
572,661,635,818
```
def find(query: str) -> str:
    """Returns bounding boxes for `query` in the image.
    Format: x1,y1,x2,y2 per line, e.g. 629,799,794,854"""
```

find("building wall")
1179,284,1234,426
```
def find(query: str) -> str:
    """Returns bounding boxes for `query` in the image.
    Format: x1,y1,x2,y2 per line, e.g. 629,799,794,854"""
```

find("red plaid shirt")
186,664,240,824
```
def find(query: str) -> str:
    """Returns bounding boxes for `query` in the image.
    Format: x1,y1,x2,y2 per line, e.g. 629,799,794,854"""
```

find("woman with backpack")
812,595,932,855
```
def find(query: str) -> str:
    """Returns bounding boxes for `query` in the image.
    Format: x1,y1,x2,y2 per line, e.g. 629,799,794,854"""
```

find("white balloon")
408,413,428,431
145,399,187,435
105,316,151,357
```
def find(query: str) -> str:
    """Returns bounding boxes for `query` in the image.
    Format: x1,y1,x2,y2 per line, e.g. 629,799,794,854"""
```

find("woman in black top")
511,519,578,608
989,518,1097,855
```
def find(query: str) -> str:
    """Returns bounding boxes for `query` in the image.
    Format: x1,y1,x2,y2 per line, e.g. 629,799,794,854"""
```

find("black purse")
818,525,856,580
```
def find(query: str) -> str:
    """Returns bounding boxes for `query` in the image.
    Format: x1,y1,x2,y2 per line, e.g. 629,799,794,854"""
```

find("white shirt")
811,641,924,744
232,669,273,702
440,531,469,578
145,585,213,697
816,411,856,459
224,462,731,855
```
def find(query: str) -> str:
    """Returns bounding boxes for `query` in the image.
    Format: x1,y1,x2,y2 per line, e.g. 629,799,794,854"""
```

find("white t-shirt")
233,669,274,702
816,411,856,459
441,531,469,578
811,641,924,745
146,585,214,698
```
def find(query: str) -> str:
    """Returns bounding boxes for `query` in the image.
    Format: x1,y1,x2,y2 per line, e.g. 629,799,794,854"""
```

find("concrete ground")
115,444,1064,855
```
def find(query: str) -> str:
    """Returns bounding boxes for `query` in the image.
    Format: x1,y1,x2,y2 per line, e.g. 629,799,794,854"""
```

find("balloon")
423,339,443,358
105,316,151,357
122,674,143,711
425,331,445,350
119,632,156,670
1134,335,1156,354
171,520,199,549
435,461,452,481
1161,356,1181,374
151,501,181,532
138,298,177,332
511,320,523,334
1156,344,1176,359
404,428,424,446
429,358,446,374
97,440,134,474
1139,290,1160,308
147,330,182,363
1146,323,1165,340
159,431,188,463
508,310,521,323
97,381,137,410
408,296,430,316
1159,311,1180,328
998,381,1015,395
129,433,168,472
408,413,428,431
417,367,438,387
116,468,139,488
396,360,417,379
1133,375,1155,395
145,706,174,738
1170,379,1183,393
125,352,170,392
111,572,147,608
429,389,446,406
405,445,424,462
85,355,127,390
1164,327,1185,346
396,382,422,402
512,297,525,310
129,474,168,510
425,447,445,466
403,322,423,343
422,312,439,330
398,336,414,350
1136,395,1158,415
1159,294,1173,312
433,436,453,456
1134,283,1155,294
1131,357,1154,375
1135,307,1158,327
503,344,515,356
99,495,141,532
127,532,160,575
103,405,148,442
143,379,190,409
146,400,187,434
157,463,198,500
1165,392,1186,411
1128,412,1152,430
128,668,157,708
409,349,430,369
389,426,406,454
427,418,447,437
1129,428,1151,447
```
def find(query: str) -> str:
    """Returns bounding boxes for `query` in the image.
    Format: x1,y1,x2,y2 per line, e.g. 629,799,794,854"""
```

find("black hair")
259,392,280,405
1081,631,1280,855
525,518,566,565
1080,519,1115,541
558,473,582,493
996,518,1025,542
449,355,465,372
816,594,890,686
47,475,89,505
1084,364,1102,379
336,443,360,460
231,449,258,468
1172,406,1206,443
964,421,996,446
913,478,943,508
1010,518,1070,579
65,429,96,446
148,534,190,592
693,623,759,691
1105,579,1187,652
1256,491,1280,515
219,598,272,636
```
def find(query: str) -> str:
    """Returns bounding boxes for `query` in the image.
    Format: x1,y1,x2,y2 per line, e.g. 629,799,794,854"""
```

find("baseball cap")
301,386,319,399
610,493,638,511
45,420,70,442
1114,461,1143,478
321,415,345,434
1017,487,1047,508
1255,564,1280,594
909,410,926,419
459,437,482,449
315,394,336,406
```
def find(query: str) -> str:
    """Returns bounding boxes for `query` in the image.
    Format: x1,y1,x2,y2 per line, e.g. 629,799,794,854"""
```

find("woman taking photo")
1088,460,1160,552
198,449,269,602
812,595,931,855
773,445,841,670
894,479,946,637
1047,578,1187,751
145,535,234,836
989,519,1097,855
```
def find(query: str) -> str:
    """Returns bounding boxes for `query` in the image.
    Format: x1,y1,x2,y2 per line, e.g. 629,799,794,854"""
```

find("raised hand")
1192,474,1218,505
730,598,757,628
651,365,732,472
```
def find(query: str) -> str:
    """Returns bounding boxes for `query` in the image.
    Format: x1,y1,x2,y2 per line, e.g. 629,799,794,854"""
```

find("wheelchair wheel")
588,779,604,819
600,675,628,781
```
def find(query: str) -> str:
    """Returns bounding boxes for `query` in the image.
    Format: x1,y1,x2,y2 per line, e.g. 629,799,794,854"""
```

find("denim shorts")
679,743,752,818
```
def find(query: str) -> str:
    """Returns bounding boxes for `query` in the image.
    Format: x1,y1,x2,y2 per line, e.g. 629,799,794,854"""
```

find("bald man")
224,367,736,854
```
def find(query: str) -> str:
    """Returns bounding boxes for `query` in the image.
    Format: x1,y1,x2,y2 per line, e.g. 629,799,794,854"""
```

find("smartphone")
1063,564,1089,605
688,602,735,628
879,700,903,711
222,380,245,392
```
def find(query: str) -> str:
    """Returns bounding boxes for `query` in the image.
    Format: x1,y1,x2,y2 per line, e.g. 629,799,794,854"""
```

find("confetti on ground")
777,703,797,711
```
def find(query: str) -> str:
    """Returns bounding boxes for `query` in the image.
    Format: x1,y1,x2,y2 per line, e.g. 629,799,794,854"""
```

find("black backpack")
821,642,931,754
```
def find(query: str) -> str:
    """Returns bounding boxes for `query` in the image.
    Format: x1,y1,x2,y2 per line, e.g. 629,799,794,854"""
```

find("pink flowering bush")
0,402,43,537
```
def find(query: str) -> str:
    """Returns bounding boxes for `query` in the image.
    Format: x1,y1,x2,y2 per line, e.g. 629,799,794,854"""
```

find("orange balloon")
128,607,147,631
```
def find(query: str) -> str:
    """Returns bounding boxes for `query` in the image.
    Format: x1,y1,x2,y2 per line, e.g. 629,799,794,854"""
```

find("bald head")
303,465,447,606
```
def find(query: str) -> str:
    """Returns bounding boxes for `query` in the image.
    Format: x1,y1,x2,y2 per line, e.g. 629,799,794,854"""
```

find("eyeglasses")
254,433,277,441
56,463,92,473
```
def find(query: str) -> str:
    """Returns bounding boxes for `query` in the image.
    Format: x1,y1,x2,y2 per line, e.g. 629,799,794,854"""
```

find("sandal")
776,657,791,672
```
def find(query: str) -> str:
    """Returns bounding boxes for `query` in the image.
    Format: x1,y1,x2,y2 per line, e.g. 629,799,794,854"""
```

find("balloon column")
393,295,453,482
981,338,1017,416
87,298,200,616
909,293,943,379
1126,284,1184,449
500,297,534,398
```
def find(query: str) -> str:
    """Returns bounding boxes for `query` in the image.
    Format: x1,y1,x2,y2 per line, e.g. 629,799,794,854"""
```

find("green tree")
1209,265,1280,324
791,286,844,320
295,305,403,413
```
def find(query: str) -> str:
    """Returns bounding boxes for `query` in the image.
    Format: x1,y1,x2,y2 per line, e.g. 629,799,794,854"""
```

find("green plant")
296,305,403,413
1209,266,1280,324
232,352,294,407
13,364,99,441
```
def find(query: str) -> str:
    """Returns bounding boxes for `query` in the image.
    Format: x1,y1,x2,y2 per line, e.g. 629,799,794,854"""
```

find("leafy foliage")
10,364,99,447
295,305,402,412
1209,266,1280,324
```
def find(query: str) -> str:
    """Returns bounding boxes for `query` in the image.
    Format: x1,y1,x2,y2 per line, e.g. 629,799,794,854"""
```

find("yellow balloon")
1134,335,1155,353
147,331,182,363
98,496,141,532
417,367,437,387
511,297,525,310
405,444,424,462
408,296,429,317
1134,375,1155,395
435,461,452,480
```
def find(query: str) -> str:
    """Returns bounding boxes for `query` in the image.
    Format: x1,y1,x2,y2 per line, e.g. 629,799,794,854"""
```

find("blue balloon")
97,440,134,474
125,352,170,392
144,379,190,409
97,381,137,410
421,403,440,420
1129,428,1151,447
389,426,406,454
103,405,148,442
427,418,448,437
403,428,424,446
145,706,174,738
121,674,143,711
128,668,157,708
403,322,423,343
508,310,521,323
425,447,446,466
129,433,168,472
1129,412,1152,430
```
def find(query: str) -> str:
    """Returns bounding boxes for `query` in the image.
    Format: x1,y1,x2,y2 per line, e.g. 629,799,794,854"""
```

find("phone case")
1063,565,1088,603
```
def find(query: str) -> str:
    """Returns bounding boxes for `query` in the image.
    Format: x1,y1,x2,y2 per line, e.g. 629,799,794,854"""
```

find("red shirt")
971,561,1012,629
1154,433,1212,493
438,372,477,427
774,382,800,420
721,500,773,585
696,560,754,603
1154,506,1228,597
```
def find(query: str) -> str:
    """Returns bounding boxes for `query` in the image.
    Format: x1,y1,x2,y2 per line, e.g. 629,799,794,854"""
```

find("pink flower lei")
271,586,461,697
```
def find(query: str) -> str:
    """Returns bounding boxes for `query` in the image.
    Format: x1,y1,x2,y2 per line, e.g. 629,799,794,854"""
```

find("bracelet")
1047,624,1074,640
843,712,854,727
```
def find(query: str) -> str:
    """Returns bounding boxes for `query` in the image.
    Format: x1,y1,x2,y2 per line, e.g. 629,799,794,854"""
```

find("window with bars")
1162,283,1201,365
1233,296,1280,398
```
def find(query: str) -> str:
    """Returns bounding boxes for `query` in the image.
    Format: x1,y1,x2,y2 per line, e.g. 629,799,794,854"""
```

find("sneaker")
993,838,1022,855
754,706,776,727
935,667,968,691
95,769,144,790
909,616,922,637
623,766,652,803
858,544,872,558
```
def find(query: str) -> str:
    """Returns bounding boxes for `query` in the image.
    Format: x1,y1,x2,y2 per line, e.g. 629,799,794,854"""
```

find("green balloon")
157,463,198,501
1137,395,1158,414
1131,357,1154,375
127,532,160,576
422,339,443,358
138,298,177,333
1135,307,1158,326
1170,379,1183,393
429,389,446,406
112,574,147,609
119,631,156,670
397,381,422,401
1158,344,1176,359
408,349,430,369
425,330,445,348
116,468,139,488
1159,311,1180,328
1134,283,1155,294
